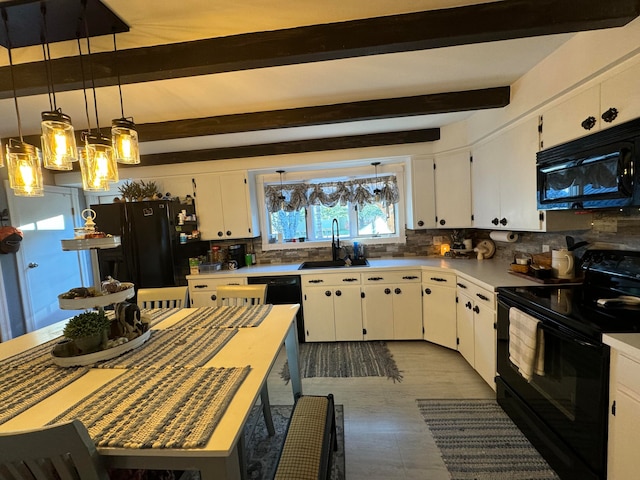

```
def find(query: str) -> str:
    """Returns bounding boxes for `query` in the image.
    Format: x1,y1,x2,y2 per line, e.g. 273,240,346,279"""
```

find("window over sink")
257,163,405,250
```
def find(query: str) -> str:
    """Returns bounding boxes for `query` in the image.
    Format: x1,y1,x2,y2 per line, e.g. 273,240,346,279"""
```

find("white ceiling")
0,0,574,154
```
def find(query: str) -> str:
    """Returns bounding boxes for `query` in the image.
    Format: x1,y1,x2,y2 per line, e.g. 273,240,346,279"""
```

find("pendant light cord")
40,3,55,111
77,36,92,133
112,33,125,119
82,5,101,135
2,8,23,141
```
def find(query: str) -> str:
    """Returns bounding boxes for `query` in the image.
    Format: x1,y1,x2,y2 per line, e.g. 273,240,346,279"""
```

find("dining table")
0,303,302,480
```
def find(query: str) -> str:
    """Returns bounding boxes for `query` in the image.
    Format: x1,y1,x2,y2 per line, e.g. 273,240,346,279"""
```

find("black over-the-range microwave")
537,117,640,210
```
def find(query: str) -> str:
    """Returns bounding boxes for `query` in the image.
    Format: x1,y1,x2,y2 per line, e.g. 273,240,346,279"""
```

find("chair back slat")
216,284,268,307
137,286,188,309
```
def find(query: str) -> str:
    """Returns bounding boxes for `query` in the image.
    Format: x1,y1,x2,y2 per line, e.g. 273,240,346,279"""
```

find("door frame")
6,184,88,332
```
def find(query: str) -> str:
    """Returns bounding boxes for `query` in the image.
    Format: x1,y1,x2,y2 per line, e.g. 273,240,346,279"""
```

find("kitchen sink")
298,258,369,269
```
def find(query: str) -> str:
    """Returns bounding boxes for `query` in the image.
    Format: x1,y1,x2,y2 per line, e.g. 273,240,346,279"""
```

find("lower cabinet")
301,273,362,342
456,276,497,390
187,276,247,307
361,270,422,340
422,269,457,350
608,348,640,479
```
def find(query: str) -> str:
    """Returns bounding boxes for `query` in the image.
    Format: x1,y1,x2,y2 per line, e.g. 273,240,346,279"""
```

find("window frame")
256,163,406,251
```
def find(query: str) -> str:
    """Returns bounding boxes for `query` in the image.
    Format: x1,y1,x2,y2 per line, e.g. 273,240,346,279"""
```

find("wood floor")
267,340,495,479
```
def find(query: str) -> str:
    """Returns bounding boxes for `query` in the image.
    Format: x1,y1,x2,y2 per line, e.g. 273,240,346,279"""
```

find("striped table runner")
50,366,250,448
98,327,237,369
169,305,273,329
0,337,63,369
0,366,88,425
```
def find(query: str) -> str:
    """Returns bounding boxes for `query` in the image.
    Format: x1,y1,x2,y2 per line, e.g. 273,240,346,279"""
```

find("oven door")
497,299,609,479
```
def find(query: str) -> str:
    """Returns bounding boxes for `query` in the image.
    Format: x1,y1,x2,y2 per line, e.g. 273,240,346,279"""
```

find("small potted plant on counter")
63,309,111,353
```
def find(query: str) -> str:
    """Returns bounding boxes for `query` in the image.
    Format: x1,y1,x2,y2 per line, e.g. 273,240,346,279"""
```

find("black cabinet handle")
418,220,424,227
581,116,597,130
342,278,358,282
384,288,391,295
211,294,217,301
394,288,401,295
368,277,384,281
308,279,324,284
465,301,472,309
492,218,499,225
403,275,419,280
335,290,342,296
325,290,332,297
439,219,446,226
226,231,232,236
601,107,619,123
499,218,508,226
194,284,209,289
476,293,490,302
430,277,447,282
424,288,432,294
473,305,480,314
217,231,223,237
457,282,467,289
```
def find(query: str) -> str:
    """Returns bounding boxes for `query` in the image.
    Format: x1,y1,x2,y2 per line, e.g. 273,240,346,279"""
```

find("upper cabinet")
541,59,640,149
406,156,436,230
434,150,472,229
472,117,541,231
195,171,260,240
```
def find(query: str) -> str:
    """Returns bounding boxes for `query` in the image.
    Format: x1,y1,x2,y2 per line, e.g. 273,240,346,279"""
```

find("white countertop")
604,333,640,361
188,256,541,291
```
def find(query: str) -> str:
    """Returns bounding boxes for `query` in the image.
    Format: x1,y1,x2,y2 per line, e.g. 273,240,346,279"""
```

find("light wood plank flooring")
266,340,495,480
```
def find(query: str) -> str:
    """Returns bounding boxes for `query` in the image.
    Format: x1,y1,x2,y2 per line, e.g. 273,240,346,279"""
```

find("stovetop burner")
498,249,640,340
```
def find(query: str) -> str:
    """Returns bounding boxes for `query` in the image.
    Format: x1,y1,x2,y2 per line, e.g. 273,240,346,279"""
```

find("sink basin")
298,258,369,269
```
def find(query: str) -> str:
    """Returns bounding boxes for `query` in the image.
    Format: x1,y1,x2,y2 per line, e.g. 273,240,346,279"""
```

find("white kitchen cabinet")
362,270,422,340
456,276,497,390
600,60,640,130
195,171,259,240
187,276,247,307
422,269,457,350
434,150,472,229
472,118,542,231
608,348,640,479
301,273,362,342
406,156,436,230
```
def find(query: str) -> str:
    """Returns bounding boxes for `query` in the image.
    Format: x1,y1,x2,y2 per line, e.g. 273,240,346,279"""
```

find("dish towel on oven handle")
509,307,545,382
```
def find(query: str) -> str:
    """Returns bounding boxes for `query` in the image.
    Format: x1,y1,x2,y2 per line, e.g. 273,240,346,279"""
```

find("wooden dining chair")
216,284,267,307
0,420,109,480
215,284,275,435
137,286,188,309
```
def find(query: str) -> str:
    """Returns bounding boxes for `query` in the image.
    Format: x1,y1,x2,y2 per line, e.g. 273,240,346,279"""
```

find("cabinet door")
196,174,225,240
541,86,600,149
362,285,394,340
456,291,475,368
333,285,363,341
473,302,497,390
392,283,423,340
302,287,336,342
423,284,457,349
600,60,640,130
471,140,502,229
609,388,640,479
434,151,472,229
406,156,436,229
219,172,254,239
190,290,217,307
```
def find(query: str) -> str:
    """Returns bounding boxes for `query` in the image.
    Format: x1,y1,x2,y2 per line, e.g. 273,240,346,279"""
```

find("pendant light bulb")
41,110,76,170
82,133,118,190
112,117,140,164
6,141,44,197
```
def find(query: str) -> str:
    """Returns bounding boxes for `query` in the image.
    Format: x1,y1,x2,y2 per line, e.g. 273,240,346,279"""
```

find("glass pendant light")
2,8,43,197
40,4,76,171
111,34,140,165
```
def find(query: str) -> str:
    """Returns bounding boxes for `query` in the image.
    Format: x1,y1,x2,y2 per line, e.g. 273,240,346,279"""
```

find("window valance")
264,175,399,213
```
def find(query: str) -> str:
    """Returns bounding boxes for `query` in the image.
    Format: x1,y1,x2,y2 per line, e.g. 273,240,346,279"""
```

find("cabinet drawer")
362,270,421,284
422,270,456,287
456,278,496,307
302,273,361,286
188,276,247,292
617,354,640,396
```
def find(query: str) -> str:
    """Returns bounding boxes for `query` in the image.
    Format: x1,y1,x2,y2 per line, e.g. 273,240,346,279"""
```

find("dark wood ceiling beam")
134,129,441,166
1,0,637,99
136,87,509,141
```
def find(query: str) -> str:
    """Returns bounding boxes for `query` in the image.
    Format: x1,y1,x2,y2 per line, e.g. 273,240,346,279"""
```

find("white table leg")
284,319,303,397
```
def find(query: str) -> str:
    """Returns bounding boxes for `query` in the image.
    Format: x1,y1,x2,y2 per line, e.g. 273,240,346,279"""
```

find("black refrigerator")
91,200,208,287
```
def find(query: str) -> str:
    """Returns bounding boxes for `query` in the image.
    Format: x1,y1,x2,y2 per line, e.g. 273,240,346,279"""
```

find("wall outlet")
542,244,550,252
433,236,443,246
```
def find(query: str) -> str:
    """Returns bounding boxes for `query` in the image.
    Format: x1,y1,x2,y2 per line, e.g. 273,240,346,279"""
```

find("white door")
7,184,88,332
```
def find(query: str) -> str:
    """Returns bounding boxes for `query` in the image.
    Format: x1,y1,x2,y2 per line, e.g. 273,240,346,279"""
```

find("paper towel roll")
489,231,519,243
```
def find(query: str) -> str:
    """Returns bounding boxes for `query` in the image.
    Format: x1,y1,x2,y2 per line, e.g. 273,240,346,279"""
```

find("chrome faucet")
331,218,340,261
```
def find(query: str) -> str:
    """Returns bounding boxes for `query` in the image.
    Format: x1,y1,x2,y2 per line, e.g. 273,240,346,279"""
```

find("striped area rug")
280,341,402,382
417,399,560,480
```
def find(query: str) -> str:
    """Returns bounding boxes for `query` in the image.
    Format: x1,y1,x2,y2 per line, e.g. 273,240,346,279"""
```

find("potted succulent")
63,309,111,353
118,180,161,201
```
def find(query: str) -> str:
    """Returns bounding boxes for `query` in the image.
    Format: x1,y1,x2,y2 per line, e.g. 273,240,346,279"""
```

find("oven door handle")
539,322,601,350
